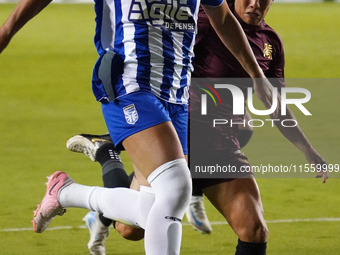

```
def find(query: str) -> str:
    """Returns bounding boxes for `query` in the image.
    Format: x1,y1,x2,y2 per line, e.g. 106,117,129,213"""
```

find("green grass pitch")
0,2,340,254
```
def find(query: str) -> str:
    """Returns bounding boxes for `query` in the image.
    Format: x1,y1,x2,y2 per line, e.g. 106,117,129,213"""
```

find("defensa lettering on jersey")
129,0,195,31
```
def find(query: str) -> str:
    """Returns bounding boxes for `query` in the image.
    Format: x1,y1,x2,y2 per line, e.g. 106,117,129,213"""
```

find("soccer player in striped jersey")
0,0,283,254
67,1,327,255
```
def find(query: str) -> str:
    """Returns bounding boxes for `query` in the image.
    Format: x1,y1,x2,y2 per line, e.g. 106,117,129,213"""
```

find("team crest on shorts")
123,104,139,125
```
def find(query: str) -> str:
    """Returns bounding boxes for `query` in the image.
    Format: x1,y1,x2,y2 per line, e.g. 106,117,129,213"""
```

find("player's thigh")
123,121,184,178
103,91,186,178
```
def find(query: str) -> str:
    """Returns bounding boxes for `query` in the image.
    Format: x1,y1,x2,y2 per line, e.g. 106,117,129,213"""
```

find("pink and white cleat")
33,171,74,233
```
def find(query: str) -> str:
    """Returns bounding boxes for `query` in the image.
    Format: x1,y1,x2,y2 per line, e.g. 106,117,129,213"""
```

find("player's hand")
314,162,328,183
304,147,328,183
253,78,281,119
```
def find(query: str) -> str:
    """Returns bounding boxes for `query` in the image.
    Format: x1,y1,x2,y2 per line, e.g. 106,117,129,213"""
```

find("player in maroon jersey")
186,0,285,234
188,1,327,254
186,0,285,230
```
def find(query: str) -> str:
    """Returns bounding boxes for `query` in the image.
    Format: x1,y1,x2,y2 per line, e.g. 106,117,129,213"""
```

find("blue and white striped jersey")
92,0,223,104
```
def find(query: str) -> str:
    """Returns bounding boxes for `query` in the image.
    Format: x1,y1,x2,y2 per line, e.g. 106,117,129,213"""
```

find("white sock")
58,183,96,209
137,186,155,229
58,183,155,228
144,158,192,255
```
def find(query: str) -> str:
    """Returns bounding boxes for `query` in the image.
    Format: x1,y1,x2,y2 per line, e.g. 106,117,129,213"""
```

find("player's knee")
148,158,192,216
116,222,145,241
163,169,192,207
238,220,269,243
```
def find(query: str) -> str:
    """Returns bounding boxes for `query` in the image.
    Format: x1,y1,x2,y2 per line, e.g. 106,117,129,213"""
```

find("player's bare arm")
0,0,52,53
202,2,262,78
272,106,328,183
201,2,280,117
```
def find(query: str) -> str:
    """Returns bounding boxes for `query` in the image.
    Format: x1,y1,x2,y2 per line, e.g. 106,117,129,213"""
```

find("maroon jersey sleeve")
193,5,286,88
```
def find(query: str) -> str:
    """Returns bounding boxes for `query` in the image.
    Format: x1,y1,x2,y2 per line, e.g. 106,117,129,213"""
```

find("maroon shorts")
190,150,254,190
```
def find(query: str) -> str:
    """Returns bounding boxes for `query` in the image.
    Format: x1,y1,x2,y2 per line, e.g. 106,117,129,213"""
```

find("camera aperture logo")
199,83,311,128
199,83,223,112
